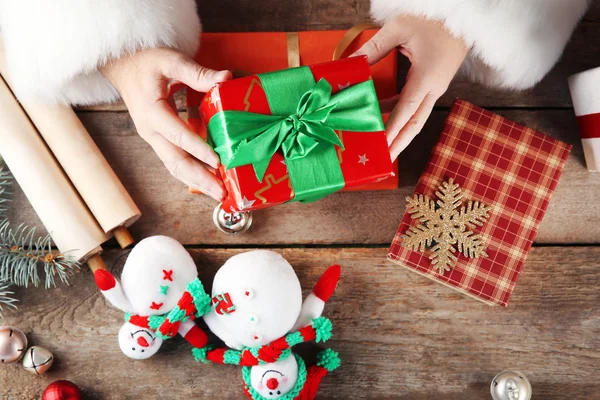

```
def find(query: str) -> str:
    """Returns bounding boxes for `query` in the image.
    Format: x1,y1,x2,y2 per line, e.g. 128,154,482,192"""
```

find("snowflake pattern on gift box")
402,179,491,274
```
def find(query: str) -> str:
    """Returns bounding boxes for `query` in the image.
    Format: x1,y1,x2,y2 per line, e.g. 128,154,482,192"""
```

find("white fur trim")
370,0,590,90
0,0,201,105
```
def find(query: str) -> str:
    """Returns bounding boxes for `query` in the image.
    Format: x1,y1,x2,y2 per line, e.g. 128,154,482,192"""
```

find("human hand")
101,47,231,201
353,15,468,160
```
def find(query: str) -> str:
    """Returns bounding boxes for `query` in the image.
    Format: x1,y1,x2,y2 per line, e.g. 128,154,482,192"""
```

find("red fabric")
266,378,279,390
295,366,328,400
576,113,600,139
257,345,283,364
313,264,341,301
158,321,179,338
241,351,259,366
177,292,195,316
198,56,395,212
270,337,289,351
162,269,173,281
93,269,116,291
42,380,82,400
389,100,571,307
299,325,317,342
128,315,150,329
206,348,227,364
184,325,209,349
212,293,236,315
137,336,149,347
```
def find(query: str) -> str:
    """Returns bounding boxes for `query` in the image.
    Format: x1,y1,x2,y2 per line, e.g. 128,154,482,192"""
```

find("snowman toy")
93,236,211,360
197,250,342,399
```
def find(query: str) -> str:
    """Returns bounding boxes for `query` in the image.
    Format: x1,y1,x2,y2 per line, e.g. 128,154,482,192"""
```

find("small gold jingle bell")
22,345,54,375
491,370,532,400
213,203,253,234
0,326,28,364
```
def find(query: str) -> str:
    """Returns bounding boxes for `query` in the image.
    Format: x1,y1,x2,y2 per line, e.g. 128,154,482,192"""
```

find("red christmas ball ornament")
42,380,82,400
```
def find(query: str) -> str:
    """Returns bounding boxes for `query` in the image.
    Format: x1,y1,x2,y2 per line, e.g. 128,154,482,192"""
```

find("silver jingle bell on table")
491,370,532,400
0,326,28,364
213,203,253,234
22,345,54,374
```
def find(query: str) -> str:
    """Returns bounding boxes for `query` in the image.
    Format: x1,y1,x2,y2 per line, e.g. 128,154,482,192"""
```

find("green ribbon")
208,65,384,203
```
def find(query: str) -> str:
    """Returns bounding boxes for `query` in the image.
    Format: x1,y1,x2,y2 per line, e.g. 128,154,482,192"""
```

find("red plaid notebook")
389,100,571,306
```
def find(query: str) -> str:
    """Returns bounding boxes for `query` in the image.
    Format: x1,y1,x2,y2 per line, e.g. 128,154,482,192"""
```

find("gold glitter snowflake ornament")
402,179,490,274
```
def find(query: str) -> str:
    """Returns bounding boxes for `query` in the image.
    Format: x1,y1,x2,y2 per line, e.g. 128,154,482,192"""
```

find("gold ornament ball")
22,346,54,375
0,326,28,364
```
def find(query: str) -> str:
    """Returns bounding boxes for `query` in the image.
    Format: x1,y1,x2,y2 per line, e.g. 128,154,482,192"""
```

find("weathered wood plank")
1,246,598,399
76,2,600,112
9,109,599,245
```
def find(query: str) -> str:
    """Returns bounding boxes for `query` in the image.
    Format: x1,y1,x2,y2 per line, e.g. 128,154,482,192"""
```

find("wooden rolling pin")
0,75,109,271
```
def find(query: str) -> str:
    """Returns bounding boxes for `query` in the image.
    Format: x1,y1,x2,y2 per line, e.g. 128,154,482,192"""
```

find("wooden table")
2,1,600,399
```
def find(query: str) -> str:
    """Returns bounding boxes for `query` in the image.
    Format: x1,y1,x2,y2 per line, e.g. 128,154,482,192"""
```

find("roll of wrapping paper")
0,75,109,268
0,44,141,247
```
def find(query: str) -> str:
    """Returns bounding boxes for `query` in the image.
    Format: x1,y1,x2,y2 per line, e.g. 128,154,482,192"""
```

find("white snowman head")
121,236,198,316
203,250,302,350
118,322,163,360
95,236,199,359
249,355,299,398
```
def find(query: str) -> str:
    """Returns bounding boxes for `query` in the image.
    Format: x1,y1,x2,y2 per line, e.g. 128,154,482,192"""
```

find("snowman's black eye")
141,349,145,352
269,393,272,396
277,391,281,395
132,347,135,351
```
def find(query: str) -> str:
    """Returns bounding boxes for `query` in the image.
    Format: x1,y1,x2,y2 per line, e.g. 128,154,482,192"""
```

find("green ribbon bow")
208,65,384,203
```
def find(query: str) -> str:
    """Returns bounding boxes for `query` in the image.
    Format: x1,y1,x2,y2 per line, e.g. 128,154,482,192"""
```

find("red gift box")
200,56,395,212
186,29,400,193
389,100,571,307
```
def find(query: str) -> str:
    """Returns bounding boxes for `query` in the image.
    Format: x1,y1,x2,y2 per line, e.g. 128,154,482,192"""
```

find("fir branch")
0,220,80,289
0,165,11,221
0,280,18,313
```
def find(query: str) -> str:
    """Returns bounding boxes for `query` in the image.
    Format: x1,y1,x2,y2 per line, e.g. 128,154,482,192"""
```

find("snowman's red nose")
266,378,279,390
137,336,150,347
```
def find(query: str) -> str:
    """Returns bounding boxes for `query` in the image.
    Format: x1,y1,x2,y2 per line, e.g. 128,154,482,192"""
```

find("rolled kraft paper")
0,77,108,261
568,67,600,172
0,48,141,235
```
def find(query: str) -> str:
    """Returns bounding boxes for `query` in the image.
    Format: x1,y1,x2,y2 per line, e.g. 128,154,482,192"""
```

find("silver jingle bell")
491,370,532,400
213,203,253,234
22,346,54,375
0,326,28,364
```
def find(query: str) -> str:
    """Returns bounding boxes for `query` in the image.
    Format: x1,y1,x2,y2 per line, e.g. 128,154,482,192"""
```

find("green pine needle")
0,281,18,313
0,166,12,221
